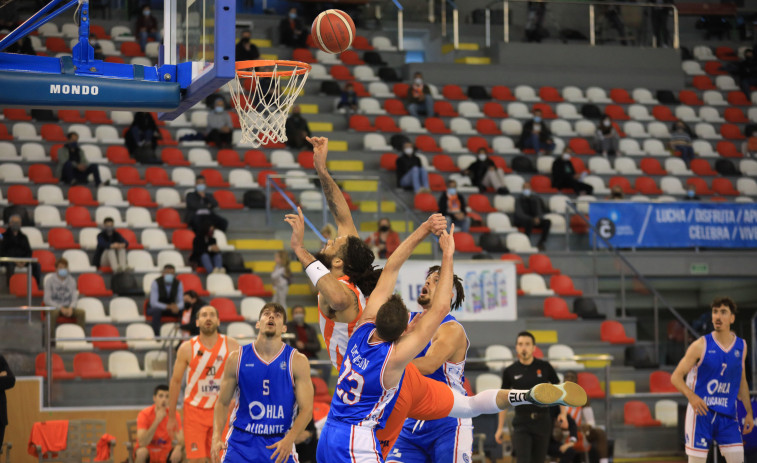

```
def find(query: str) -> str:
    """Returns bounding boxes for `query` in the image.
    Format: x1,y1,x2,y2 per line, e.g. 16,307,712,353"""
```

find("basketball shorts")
184,404,214,459
376,363,456,457
386,421,473,463
685,405,743,457
222,427,298,463
317,421,383,463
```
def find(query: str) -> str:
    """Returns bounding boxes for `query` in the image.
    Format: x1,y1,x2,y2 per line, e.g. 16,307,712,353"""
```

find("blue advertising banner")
588,202,757,248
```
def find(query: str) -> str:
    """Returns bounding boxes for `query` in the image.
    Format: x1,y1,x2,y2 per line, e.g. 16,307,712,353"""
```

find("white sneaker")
527,382,587,407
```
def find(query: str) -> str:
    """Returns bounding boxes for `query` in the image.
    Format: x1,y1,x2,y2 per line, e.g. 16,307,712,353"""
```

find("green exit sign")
690,263,709,275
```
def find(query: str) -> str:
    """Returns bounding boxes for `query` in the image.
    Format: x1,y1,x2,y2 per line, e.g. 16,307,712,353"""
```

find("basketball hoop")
229,60,312,148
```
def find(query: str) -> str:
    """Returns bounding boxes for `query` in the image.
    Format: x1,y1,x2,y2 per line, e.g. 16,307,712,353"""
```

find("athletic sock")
448,389,501,418
507,389,532,406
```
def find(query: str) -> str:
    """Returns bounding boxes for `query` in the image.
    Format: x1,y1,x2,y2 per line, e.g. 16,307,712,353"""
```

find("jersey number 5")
263,379,270,395
336,357,364,405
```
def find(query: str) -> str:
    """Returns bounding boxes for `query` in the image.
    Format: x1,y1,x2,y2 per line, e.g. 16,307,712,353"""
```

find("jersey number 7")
336,357,365,405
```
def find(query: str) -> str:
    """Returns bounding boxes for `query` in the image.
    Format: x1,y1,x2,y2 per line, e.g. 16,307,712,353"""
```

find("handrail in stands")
0,256,39,308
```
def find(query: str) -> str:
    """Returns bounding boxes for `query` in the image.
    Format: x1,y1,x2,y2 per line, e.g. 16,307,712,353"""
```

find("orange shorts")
183,404,214,460
376,362,455,457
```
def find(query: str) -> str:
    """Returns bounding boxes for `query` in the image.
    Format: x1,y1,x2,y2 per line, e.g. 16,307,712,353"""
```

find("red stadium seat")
530,175,557,193
531,103,557,119
380,153,398,171
120,41,143,57
415,135,443,153
65,206,97,227
634,177,662,195
467,136,492,154
298,151,314,169
74,352,112,379
639,158,667,176
491,155,511,173
393,83,409,99
529,254,560,275
85,110,112,124
609,88,634,104
425,117,451,134
210,297,246,322
177,273,208,296
453,232,482,253
351,35,373,50
501,253,529,274
104,56,125,64
161,148,190,166
724,108,748,123
339,50,364,65
78,273,113,297
543,297,577,320
0,123,11,140
40,123,68,142
716,141,742,158
117,228,144,250
35,353,76,380
33,250,56,273
341,192,359,211
690,159,718,176
106,146,136,164
704,61,726,75
217,149,244,167
604,105,630,121
649,371,678,393
432,154,460,172
312,376,331,403
46,37,70,53
720,124,745,140
238,274,274,297
678,90,704,106
533,346,544,359
476,119,502,135
428,173,446,192
483,102,508,118
550,275,583,296
28,164,58,184
539,86,563,102
609,176,636,194
491,85,516,101
330,65,354,80
577,372,605,399
48,228,80,249
270,192,296,210
569,156,588,175
156,208,187,228
7,185,39,206
600,320,636,344
715,46,737,61
214,190,244,209
157,128,178,145
384,99,408,116
568,138,596,155
68,186,99,206
434,101,458,117
349,115,375,132
292,48,316,64
127,188,158,208
3,108,31,121
442,84,467,100
651,105,677,122
10,274,44,298
414,193,438,212
624,401,661,427
374,116,402,133
145,167,175,186
257,170,284,188
727,91,750,106
467,194,497,213
116,166,147,185
172,230,195,251
350,81,370,97
58,109,87,123
686,178,713,195
712,178,739,196
201,168,230,188
244,150,272,168
691,76,716,90
91,324,128,350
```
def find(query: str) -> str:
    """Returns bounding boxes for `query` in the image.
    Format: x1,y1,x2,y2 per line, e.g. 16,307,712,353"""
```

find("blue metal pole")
0,0,78,51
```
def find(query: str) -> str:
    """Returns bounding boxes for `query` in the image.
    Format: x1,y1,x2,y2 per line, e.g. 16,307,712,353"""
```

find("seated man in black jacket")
279,7,307,48
146,265,184,335
184,175,228,233
513,182,551,251
518,109,555,155
395,141,430,193
0,214,41,287
189,224,224,274
465,148,509,193
437,179,470,232
235,29,260,61
93,217,129,271
551,148,593,195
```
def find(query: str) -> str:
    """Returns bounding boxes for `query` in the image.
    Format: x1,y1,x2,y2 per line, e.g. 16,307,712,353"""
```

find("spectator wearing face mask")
285,105,312,149
190,224,224,274
465,148,509,194
364,218,401,259
405,72,434,118
45,258,86,333
285,305,321,359
519,109,555,155
59,132,103,186
205,98,233,149
683,184,700,201
180,290,206,337
94,217,129,271
0,214,41,287
125,112,161,163
551,148,593,195
595,115,620,158
395,142,430,193
185,175,228,233
147,265,184,335
337,82,359,114
608,185,624,200
437,179,471,232
235,30,260,61
669,119,695,167
279,8,307,48
135,4,159,52
514,182,551,250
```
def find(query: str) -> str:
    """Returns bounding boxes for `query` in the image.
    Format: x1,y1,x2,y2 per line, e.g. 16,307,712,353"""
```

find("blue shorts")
222,427,298,463
685,406,744,458
317,420,383,463
386,420,473,463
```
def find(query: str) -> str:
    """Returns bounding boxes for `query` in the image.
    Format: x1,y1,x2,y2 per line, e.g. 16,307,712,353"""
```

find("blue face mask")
533,117,542,123
687,189,695,197
196,184,206,192
447,188,457,196
164,273,174,284
289,12,297,19
523,189,532,197
57,268,68,278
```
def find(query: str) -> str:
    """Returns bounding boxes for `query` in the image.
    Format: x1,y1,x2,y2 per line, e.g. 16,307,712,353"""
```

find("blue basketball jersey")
230,343,297,435
687,332,746,418
328,322,404,429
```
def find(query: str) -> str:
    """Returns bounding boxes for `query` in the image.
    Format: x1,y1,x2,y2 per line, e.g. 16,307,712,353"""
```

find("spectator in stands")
45,258,86,333
337,82,359,114
180,290,205,337
548,407,578,463
608,185,624,200
562,370,610,463
525,1,547,42
513,181,551,250
125,112,161,163
271,250,292,307
6,36,34,55
551,148,593,195
94,217,129,271
285,105,312,149
683,184,700,201
437,179,471,232
364,218,401,258
519,109,555,155
190,223,224,274
0,353,14,449
734,49,757,97
495,331,563,462
650,0,671,47
205,97,233,149
0,214,41,287
136,385,184,463
744,132,757,159
135,4,159,52
185,175,229,233
147,265,184,336
285,305,321,360
465,148,509,193
59,132,103,187
93,43,105,60
395,141,430,193
405,72,434,119
669,120,696,167
595,115,621,157
235,29,260,62
279,7,307,48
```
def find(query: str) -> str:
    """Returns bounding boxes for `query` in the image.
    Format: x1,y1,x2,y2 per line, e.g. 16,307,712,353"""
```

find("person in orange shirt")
136,385,183,463
168,306,240,463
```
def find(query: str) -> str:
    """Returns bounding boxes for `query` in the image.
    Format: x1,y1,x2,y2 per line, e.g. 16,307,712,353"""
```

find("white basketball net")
229,61,311,148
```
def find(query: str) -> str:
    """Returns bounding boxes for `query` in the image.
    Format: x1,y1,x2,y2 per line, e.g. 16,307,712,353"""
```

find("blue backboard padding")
0,70,180,110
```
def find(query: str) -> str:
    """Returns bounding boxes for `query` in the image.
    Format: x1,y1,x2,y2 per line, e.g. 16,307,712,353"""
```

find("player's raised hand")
306,136,329,167
284,207,305,250
439,224,455,255
423,213,448,236
210,437,227,463
688,394,709,416
744,413,754,435
266,434,296,463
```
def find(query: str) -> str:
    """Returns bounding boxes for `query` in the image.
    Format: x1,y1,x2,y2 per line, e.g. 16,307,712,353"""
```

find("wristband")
305,260,330,286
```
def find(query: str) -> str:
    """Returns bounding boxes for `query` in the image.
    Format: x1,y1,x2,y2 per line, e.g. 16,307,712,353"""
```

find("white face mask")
143,9,150,16
478,153,487,161
523,189,532,197
603,120,611,127
562,153,571,160
403,147,414,155
214,106,224,113
414,78,423,85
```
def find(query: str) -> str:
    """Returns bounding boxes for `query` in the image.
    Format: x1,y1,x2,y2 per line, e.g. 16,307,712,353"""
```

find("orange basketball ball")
311,9,356,54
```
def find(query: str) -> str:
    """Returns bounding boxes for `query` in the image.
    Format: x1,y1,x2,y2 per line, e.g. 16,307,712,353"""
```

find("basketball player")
211,302,313,463
671,297,754,463
168,306,240,463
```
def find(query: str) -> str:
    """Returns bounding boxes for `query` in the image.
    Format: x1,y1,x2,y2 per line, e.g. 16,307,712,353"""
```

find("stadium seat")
105,145,135,164
213,190,244,209
116,166,147,185
724,108,748,123
501,254,529,274
33,250,55,272
61,249,96,272
482,102,508,119
78,273,113,297
207,274,242,297
530,175,557,194
58,109,86,123
126,250,158,272
609,88,634,104
716,141,741,158
92,323,128,349
655,400,678,427
686,178,714,195
78,297,110,323
434,101,459,117
55,324,92,351
372,116,400,133
210,297,246,322
484,345,513,371
664,158,692,176
568,138,595,155
9,274,44,298
712,178,739,196
550,275,583,296
737,178,757,196
635,177,662,195
467,194,497,213
86,110,113,124
624,401,662,427
476,119,502,135
491,85,516,101
3,108,31,121
690,159,717,176
727,91,750,106
649,371,677,393
237,274,274,297
609,176,636,195
383,99,408,116
143,167,174,187
73,352,111,379
519,274,554,296
201,168,231,187
548,344,585,370
40,123,67,142
539,86,563,102
240,297,267,322
475,373,503,394
161,148,191,166
430,154,458,172
153,208,185,229
639,158,667,176
442,84,467,100
125,187,156,208
65,206,97,227
577,372,605,398
453,232,483,253
143,350,168,378
8,185,38,206
691,76,716,90
485,213,516,234
108,351,148,378
543,297,577,320
529,254,560,275
660,177,687,195
35,353,76,380
48,227,81,249
414,193,438,212
27,164,58,185
227,322,255,341
720,124,745,140
600,320,636,344
126,322,162,350
678,90,703,106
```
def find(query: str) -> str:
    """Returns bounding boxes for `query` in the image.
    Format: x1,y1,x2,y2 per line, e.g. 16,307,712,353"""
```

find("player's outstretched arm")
359,214,447,325
307,136,358,237
671,337,709,416
285,207,356,312
167,341,191,435
211,349,239,463
739,362,754,434
267,352,314,463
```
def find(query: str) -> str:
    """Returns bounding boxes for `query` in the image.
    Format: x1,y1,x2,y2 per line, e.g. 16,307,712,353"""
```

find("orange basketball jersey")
184,334,230,409
318,275,366,368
